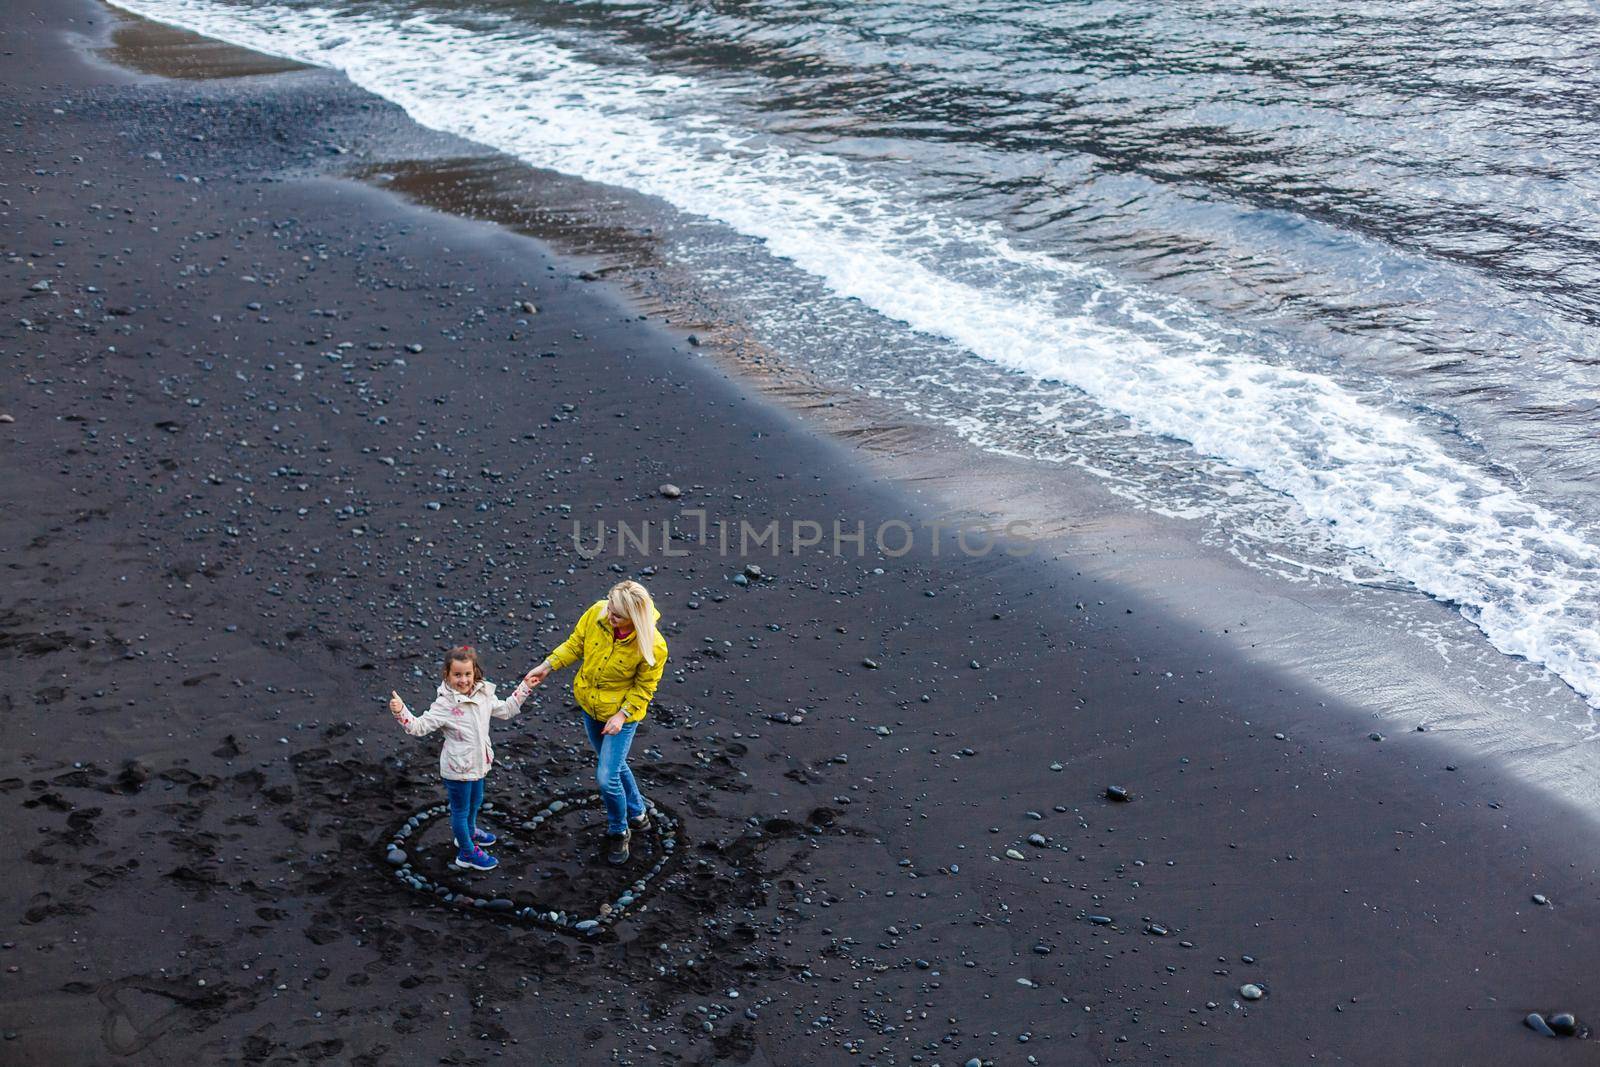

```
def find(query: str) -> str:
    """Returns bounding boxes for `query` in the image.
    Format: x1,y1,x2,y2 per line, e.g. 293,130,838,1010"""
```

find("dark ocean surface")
110,0,1600,709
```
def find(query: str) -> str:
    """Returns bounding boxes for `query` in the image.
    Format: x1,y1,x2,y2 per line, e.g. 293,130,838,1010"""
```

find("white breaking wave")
110,0,1600,708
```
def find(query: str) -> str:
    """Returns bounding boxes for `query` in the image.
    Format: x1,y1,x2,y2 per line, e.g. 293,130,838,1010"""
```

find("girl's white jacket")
395,679,533,781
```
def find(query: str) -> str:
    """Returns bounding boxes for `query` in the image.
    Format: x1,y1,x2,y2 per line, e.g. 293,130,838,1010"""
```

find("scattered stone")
1004,848,1025,861
862,658,879,670
1105,785,1131,803
1146,923,1169,936
658,483,681,499
385,848,406,866
1050,761,1063,772
733,573,749,586
744,563,763,578
1026,833,1047,847
1532,893,1549,906
0,414,13,424
1240,984,1264,1001
1368,732,1384,742
1087,915,1112,926
1525,1012,1557,1038
1550,1013,1577,1036
405,343,423,353
519,301,538,314
27,280,50,292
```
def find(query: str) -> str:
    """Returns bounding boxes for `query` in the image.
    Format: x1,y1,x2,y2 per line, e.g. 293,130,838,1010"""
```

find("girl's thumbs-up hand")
389,691,406,717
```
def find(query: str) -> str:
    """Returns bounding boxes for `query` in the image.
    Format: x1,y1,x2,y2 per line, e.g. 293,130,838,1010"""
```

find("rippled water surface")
110,0,1600,707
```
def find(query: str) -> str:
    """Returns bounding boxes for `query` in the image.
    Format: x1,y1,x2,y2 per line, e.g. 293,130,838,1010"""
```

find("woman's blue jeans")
445,777,485,854
583,715,645,834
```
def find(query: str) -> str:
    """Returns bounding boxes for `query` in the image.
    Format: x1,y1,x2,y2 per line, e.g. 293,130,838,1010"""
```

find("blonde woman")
524,580,668,864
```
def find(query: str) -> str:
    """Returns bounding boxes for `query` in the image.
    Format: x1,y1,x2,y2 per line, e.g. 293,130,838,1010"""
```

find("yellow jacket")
546,600,668,723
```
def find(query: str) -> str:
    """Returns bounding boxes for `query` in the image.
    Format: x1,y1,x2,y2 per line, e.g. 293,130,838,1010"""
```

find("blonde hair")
606,580,659,666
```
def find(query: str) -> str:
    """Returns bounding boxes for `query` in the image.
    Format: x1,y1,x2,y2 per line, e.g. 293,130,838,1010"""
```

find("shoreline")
99,0,1600,776
2,1,1597,1063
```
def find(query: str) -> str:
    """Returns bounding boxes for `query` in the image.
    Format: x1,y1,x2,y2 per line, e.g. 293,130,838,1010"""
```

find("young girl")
388,646,534,871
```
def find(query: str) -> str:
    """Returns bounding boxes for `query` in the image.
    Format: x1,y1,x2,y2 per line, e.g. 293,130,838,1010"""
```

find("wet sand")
1,0,1596,1062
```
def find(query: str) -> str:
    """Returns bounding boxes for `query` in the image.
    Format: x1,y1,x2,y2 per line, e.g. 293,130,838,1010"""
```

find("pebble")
1005,848,1026,861
658,483,681,498
1550,1012,1577,1036
1087,915,1112,926
1368,732,1384,742
0,414,13,424
1026,833,1047,847
519,301,538,314
1532,893,1549,906
1105,785,1131,802
862,658,879,669
385,848,406,866
1525,1012,1557,1038
966,1059,983,1067
1239,984,1264,1001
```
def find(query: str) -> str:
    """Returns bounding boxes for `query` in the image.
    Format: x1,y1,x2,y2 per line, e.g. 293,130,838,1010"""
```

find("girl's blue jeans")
583,714,645,834
445,777,485,854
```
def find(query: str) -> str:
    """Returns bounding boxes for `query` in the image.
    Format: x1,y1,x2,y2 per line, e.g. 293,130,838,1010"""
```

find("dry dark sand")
2,1,1597,1063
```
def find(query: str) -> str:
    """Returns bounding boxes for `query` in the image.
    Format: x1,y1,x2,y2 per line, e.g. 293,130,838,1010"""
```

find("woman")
525,580,667,864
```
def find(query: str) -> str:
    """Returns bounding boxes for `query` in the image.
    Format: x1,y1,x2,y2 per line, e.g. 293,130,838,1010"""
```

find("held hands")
523,661,552,688
603,711,628,736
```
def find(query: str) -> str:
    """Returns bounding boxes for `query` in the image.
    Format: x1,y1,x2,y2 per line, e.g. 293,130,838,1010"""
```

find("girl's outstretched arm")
489,679,536,720
390,689,446,737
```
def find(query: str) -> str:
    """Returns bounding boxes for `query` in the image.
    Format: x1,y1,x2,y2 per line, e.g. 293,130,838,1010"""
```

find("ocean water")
108,0,1600,709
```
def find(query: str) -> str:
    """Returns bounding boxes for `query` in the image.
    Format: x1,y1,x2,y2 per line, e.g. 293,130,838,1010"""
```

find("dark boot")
629,811,651,834
605,828,631,865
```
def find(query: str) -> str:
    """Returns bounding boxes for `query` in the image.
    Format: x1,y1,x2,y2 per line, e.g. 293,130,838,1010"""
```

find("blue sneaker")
472,827,497,846
453,846,498,871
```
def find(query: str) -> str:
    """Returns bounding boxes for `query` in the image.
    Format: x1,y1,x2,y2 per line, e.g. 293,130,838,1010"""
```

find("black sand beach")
2,2,1597,1063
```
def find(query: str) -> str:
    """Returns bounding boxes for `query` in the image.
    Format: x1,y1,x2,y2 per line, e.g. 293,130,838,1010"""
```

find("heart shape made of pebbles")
381,791,679,935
